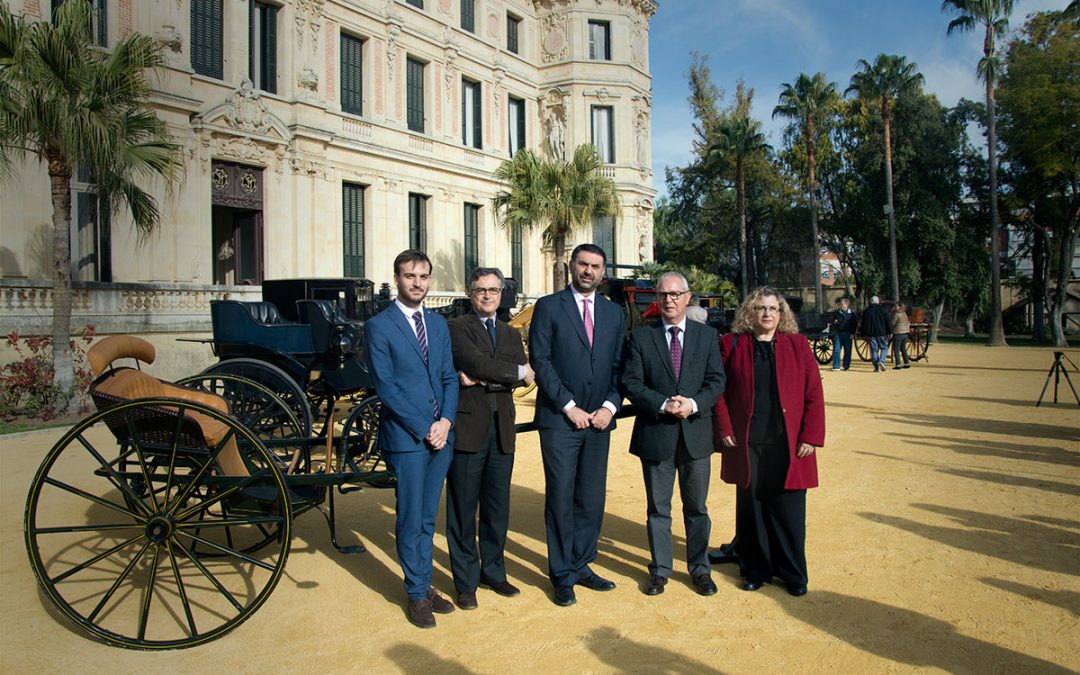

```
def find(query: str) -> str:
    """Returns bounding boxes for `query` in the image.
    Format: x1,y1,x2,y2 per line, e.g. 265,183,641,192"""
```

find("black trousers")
736,440,808,586
539,426,611,589
445,417,515,594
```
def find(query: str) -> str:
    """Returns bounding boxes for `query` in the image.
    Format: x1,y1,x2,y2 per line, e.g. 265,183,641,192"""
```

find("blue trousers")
869,336,889,368
386,446,454,600
831,332,852,370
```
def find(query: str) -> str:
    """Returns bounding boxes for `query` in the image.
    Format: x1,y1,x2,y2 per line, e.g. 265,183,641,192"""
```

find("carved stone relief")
540,12,568,63
294,0,326,55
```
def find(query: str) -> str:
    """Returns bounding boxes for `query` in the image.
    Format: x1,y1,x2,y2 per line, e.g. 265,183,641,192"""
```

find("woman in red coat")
713,287,825,596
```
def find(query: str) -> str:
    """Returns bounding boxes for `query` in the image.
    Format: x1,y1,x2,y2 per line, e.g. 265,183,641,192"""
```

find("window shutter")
95,0,106,46
341,34,363,115
473,82,482,149
343,183,365,278
265,4,277,93
210,0,223,78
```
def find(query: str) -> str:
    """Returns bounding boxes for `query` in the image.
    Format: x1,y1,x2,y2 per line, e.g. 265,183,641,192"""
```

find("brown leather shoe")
407,599,436,628
457,592,478,610
480,576,521,597
427,588,455,614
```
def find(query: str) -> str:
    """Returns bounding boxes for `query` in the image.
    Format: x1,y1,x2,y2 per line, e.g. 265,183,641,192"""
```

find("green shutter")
407,59,425,133
265,4,277,94
511,222,522,283
341,34,363,115
507,16,519,54
191,0,223,78
464,204,479,285
343,183,365,278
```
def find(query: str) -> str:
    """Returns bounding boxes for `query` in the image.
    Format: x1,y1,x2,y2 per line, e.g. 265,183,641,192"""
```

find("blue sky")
647,0,1069,197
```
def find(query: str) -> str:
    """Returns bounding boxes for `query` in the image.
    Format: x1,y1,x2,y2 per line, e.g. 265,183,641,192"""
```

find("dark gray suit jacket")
621,320,726,461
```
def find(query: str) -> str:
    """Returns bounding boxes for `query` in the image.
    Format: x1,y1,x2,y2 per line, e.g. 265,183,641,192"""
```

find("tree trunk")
1032,224,1045,343
1049,218,1078,347
48,151,77,413
737,156,748,299
929,300,944,345
807,123,823,315
985,33,1007,346
883,102,900,303
552,228,567,292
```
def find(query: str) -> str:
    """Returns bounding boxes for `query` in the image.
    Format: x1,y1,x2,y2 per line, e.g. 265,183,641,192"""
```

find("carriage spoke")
175,531,278,572
124,410,160,512
87,539,153,622
75,433,153,518
51,534,146,584
161,412,186,512
43,477,146,522
36,523,144,534
136,544,162,641
169,538,245,613
166,426,239,517
175,515,284,529
165,541,198,638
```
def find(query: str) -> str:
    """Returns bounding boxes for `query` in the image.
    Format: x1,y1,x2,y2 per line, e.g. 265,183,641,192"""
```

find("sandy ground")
1,342,1078,674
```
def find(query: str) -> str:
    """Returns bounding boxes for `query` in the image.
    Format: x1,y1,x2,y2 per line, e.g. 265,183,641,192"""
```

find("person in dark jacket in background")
861,295,891,372
828,297,857,371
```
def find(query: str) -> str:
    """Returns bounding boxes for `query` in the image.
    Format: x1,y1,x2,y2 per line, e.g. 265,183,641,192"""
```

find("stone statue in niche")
546,108,565,160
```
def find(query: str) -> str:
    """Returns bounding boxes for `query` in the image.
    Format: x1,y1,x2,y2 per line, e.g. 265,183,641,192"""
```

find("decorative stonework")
542,88,569,159
298,68,319,93
294,0,326,55
633,94,651,175
487,12,500,38
438,0,452,14
156,24,182,53
222,80,274,135
374,41,385,115
540,12,568,63
636,198,654,262
631,18,647,68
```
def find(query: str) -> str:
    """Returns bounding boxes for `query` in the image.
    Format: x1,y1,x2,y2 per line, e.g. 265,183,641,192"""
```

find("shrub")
0,326,96,421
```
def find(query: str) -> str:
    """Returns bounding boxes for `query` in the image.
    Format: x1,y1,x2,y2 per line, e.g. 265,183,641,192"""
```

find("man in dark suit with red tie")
365,250,459,629
621,272,726,597
446,267,534,610
528,243,625,607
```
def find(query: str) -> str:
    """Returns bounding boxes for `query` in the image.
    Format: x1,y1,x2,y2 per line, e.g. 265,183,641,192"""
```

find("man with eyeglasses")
622,272,726,597
529,243,625,607
445,267,534,611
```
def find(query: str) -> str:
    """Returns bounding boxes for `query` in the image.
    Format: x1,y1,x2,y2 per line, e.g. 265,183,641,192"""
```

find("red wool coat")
712,331,825,490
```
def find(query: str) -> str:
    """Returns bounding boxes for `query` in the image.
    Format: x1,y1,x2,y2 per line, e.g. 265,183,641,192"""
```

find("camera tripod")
1035,351,1080,407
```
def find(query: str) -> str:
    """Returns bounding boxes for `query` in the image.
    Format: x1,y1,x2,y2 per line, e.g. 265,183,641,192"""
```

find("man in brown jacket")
446,267,534,610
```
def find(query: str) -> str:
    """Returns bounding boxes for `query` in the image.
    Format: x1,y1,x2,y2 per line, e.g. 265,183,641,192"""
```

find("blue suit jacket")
528,287,624,430
365,305,458,453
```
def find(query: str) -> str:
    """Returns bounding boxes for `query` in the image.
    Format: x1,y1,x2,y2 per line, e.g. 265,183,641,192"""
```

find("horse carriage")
804,312,931,366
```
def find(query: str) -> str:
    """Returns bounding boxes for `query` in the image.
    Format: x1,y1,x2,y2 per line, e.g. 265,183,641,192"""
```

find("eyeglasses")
753,306,781,315
657,291,688,301
471,287,502,296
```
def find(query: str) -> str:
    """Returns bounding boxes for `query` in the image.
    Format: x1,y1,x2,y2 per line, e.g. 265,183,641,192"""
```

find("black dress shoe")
786,583,808,597
708,547,739,565
692,574,718,596
553,586,577,606
643,575,667,596
407,599,436,628
577,573,616,591
456,592,478,610
741,580,765,591
480,576,521,597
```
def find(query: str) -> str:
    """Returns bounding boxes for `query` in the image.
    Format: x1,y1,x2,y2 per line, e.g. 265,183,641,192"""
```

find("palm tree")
773,72,839,314
708,114,769,298
846,54,924,304
0,1,181,403
942,0,1015,347
493,144,619,292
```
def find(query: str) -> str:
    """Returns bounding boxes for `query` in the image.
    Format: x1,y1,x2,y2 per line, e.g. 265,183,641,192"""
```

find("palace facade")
0,0,657,334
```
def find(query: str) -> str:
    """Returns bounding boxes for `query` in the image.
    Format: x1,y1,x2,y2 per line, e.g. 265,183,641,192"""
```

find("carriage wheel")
909,329,927,362
812,335,834,366
338,395,396,489
854,336,870,362
24,399,292,649
202,359,312,439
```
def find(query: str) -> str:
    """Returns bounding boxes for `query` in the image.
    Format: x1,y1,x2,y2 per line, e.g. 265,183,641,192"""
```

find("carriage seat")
87,336,247,476
244,301,290,325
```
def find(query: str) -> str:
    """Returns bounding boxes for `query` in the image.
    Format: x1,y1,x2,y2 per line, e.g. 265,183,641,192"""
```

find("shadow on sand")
780,590,1075,673
584,626,727,674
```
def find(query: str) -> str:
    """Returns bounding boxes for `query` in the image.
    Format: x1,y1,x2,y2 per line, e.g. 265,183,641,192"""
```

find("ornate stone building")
0,0,657,335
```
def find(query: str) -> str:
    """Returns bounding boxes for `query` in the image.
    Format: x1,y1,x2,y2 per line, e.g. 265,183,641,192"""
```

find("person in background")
890,302,912,370
713,287,825,597
828,297,857,371
860,295,891,372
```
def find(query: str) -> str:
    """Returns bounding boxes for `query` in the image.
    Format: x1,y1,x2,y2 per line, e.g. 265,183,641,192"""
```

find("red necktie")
583,298,594,346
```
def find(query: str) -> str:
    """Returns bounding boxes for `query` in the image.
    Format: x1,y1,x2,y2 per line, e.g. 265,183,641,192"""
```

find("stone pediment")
192,79,292,144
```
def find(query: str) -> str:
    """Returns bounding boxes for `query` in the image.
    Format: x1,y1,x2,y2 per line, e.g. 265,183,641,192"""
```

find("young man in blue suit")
365,249,459,628
528,243,625,607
